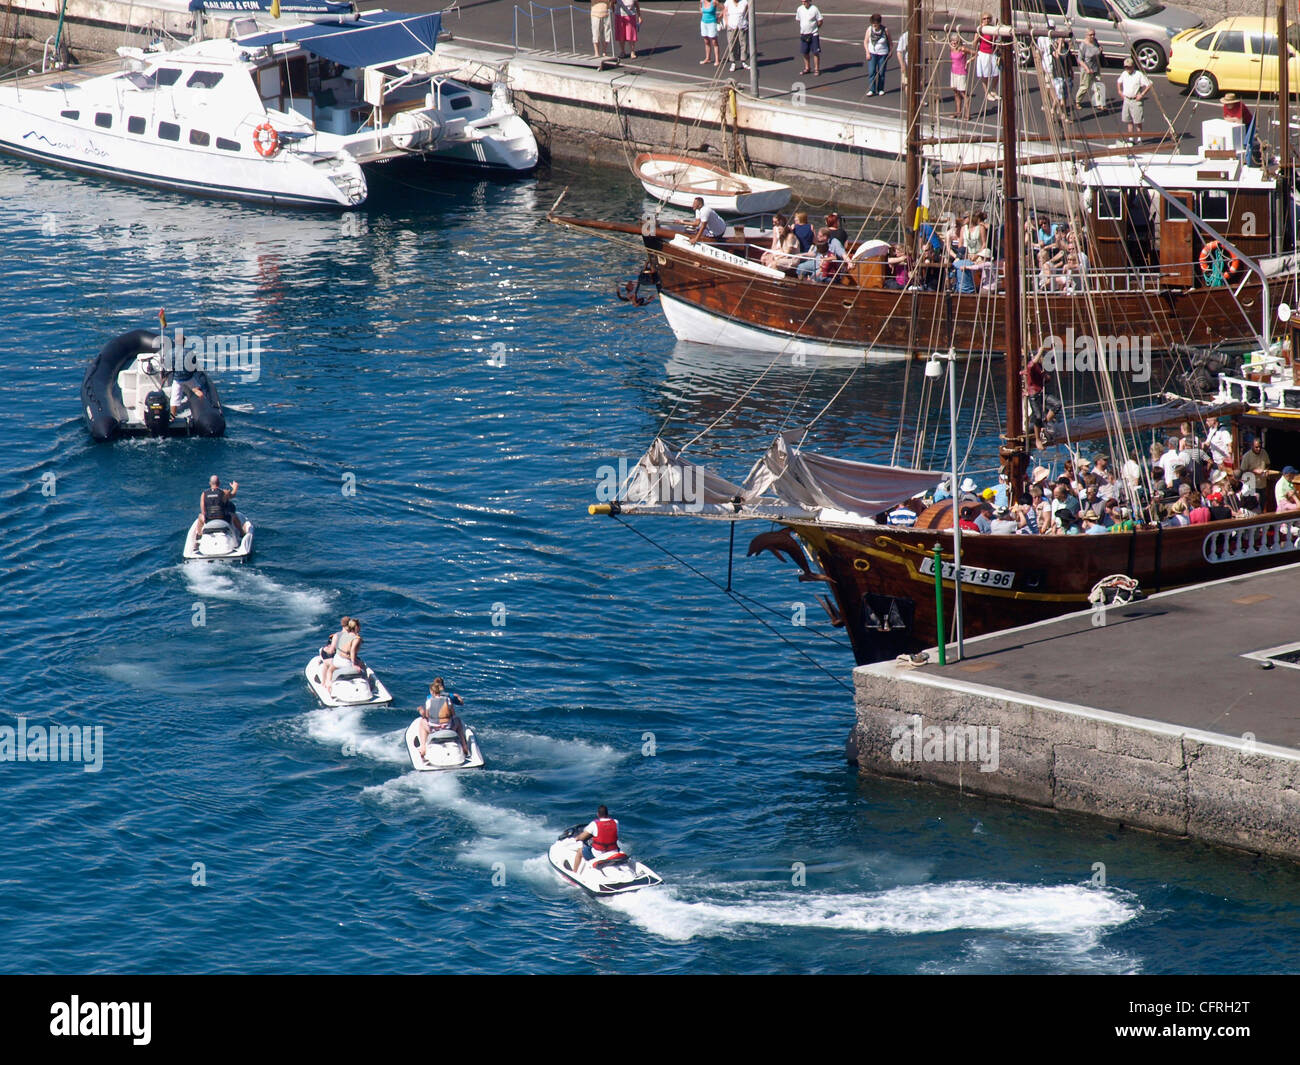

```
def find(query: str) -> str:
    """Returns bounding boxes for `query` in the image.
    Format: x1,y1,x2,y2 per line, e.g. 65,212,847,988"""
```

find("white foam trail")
303,706,407,765
602,882,1140,943
363,771,556,877
484,728,625,775
183,566,331,619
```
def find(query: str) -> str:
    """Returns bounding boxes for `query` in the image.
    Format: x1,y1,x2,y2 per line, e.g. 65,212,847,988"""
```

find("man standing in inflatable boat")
567,806,620,873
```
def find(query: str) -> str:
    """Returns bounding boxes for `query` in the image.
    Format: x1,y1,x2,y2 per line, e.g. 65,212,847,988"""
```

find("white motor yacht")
0,10,537,208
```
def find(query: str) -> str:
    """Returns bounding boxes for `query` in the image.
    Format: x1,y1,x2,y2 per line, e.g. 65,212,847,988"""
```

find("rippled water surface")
2,157,1299,974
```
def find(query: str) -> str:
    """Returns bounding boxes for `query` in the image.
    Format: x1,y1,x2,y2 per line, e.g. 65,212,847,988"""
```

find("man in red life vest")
569,805,619,873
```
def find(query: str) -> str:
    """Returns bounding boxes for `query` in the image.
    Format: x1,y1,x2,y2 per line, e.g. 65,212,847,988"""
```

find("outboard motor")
143,390,170,436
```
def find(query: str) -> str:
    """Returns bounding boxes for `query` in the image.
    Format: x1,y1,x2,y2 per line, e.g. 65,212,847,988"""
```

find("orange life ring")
253,122,279,158
1198,241,1240,281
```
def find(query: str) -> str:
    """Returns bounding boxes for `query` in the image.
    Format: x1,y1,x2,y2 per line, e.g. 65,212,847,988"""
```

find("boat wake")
301,706,408,765
182,565,331,620
601,880,1140,948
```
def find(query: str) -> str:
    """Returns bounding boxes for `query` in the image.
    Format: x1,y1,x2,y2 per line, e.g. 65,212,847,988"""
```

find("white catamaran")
0,10,538,208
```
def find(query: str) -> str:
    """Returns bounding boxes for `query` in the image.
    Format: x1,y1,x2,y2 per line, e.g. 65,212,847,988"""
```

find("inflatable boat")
82,329,225,441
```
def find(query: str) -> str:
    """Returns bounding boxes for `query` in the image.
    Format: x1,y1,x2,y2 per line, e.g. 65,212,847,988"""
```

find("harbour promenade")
1,0,1269,208
852,562,1300,862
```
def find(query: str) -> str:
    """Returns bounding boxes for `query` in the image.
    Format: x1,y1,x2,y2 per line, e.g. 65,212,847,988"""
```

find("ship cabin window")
216,137,241,152
94,113,112,128
186,70,224,89
127,116,146,134
1096,188,1124,221
189,129,211,146
156,68,182,86
60,109,79,120
445,90,474,111
1200,190,1230,223
158,121,181,141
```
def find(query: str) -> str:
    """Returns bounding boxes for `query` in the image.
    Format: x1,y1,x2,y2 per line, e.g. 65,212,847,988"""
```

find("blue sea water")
2,157,1299,975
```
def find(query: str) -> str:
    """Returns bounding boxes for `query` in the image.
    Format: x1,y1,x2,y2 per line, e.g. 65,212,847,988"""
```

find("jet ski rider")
415,678,469,760
570,805,619,873
197,474,243,543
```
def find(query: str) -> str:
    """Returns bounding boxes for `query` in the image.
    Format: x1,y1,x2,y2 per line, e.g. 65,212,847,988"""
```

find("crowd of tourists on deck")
886,408,1295,535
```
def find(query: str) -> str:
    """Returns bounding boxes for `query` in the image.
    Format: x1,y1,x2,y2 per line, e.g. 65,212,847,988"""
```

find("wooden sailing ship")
580,0,1300,665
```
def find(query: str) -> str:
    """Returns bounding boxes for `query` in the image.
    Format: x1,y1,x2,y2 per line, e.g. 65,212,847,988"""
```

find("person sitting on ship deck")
883,243,912,289
796,228,847,282
790,210,815,252
689,197,727,246
1277,466,1299,511
824,211,848,246
760,215,802,270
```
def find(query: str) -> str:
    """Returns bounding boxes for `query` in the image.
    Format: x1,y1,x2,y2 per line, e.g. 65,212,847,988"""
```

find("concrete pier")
851,562,1300,862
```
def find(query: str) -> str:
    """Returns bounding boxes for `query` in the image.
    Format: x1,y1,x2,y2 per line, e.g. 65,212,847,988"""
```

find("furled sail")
1041,398,1246,447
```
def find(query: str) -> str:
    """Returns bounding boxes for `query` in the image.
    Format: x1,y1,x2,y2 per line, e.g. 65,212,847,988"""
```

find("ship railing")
1218,374,1300,412
5,57,122,99
1203,517,1300,564
511,3,579,57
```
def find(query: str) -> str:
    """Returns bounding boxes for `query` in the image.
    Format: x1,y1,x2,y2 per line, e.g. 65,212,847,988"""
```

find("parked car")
1166,16,1300,99
1012,0,1204,73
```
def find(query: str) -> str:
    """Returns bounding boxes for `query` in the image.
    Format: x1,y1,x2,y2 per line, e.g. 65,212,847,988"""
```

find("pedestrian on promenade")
1075,29,1103,111
613,0,641,59
975,12,1000,104
864,13,892,96
897,28,909,90
700,0,721,65
1049,35,1075,122
948,32,972,119
723,0,751,72
590,0,612,57
796,0,824,77
1117,57,1151,139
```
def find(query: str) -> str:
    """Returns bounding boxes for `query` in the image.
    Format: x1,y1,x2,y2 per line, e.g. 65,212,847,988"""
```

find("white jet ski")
304,654,392,708
404,718,485,771
547,825,664,896
183,513,253,562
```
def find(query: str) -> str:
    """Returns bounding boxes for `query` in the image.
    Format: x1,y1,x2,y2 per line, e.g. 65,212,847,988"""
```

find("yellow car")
1167,16,1300,98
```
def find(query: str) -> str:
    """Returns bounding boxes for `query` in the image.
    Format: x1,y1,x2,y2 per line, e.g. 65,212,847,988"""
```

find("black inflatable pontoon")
81,329,225,441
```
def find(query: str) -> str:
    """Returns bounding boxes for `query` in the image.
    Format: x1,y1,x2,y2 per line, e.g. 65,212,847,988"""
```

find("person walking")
699,0,721,65
1117,57,1151,139
613,0,641,60
1075,29,1103,112
864,13,892,96
590,0,611,57
723,0,751,72
796,0,824,77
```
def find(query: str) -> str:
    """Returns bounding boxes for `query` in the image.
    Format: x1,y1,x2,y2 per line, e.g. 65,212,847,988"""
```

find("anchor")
616,259,659,306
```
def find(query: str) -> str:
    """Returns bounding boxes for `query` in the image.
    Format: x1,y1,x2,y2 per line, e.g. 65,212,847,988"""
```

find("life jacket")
591,817,619,852
202,488,225,521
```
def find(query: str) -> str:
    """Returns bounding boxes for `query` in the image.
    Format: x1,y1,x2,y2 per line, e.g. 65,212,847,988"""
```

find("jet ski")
183,513,253,562
304,654,393,708
82,328,225,441
404,718,485,771
547,826,664,896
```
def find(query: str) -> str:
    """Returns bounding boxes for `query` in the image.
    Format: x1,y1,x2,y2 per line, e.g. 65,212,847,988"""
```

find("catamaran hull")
0,106,365,208
792,516,1300,665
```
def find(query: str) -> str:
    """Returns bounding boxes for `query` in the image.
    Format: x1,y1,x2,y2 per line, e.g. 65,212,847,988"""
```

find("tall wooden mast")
997,0,1027,493
1281,0,1293,254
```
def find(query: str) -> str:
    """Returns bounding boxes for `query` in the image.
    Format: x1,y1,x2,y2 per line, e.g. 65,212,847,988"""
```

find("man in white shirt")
1156,436,1185,485
689,196,727,244
1205,415,1232,467
795,0,823,77
723,0,750,71
1116,58,1152,137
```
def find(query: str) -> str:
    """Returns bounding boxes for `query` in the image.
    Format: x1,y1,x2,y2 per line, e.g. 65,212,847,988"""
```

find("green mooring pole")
933,543,945,666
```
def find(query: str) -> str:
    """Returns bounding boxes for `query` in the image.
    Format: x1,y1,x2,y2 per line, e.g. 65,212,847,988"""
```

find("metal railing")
512,3,579,56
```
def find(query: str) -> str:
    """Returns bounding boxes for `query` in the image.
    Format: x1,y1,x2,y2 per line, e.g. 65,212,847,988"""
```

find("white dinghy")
634,152,791,215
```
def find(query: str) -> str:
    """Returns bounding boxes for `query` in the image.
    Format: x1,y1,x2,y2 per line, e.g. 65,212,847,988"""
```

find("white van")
1012,0,1203,73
